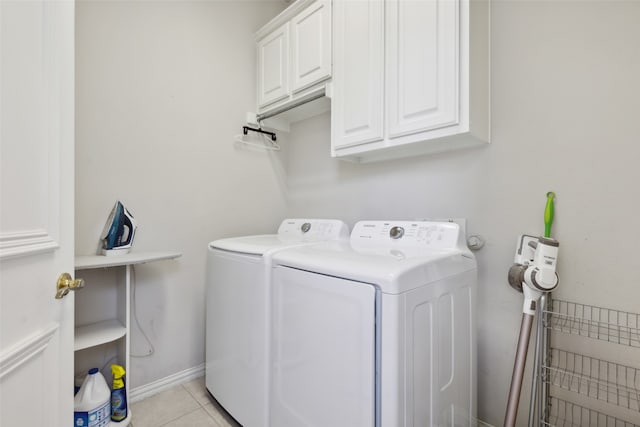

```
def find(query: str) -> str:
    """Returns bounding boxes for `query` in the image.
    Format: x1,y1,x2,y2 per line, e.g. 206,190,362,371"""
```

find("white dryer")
270,220,477,427
205,219,349,427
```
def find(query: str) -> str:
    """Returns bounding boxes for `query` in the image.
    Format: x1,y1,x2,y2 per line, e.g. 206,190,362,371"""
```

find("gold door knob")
55,273,85,299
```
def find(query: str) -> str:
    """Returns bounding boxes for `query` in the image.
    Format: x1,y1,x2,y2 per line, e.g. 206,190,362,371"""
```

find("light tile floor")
130,377,241,427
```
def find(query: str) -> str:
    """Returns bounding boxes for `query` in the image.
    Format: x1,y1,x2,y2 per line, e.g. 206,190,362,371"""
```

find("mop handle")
504,313,535,427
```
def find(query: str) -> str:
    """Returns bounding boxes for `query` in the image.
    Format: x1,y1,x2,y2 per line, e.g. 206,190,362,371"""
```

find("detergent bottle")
110,364,128,422
74,368,111,427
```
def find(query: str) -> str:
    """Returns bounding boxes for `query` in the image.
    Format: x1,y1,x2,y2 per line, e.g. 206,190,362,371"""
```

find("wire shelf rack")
542,397,640,427
544,299,640,347
542,348,640,411
535,298,640,426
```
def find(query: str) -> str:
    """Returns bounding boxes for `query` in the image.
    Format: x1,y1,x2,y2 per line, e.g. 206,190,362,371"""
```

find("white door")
0,1,75,426
271,266,376,427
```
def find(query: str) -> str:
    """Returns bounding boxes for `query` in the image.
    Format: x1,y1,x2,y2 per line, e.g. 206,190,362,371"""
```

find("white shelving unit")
74,251,181,427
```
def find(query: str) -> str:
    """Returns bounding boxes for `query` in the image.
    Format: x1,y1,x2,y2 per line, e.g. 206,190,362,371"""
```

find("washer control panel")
351,221,460,250
278,219,350,241
389,226,404,239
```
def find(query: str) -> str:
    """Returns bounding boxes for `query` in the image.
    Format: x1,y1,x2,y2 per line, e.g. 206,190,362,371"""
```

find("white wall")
284,1,640,425
75,0,288,388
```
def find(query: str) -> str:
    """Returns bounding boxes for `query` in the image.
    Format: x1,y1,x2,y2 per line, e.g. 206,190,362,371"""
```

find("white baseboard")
129,363,205,403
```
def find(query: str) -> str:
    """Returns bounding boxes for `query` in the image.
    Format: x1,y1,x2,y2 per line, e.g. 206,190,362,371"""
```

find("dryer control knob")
301,223,311,233
389,226,404,239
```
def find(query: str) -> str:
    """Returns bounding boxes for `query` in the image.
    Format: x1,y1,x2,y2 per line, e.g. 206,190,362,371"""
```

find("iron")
100,201,137,256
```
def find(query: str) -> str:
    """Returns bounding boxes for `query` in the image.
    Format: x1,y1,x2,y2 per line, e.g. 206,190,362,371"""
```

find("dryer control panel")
350,221,461,250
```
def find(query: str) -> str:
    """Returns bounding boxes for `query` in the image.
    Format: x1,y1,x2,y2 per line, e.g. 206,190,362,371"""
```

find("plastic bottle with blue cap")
74,368,111,427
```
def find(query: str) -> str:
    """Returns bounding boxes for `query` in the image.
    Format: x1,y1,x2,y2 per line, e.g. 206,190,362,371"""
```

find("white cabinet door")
331,0,385,149
291,0,331,93
257,23,290,109
386,0,459,139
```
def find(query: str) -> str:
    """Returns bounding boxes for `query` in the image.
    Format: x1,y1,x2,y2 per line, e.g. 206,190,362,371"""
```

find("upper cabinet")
331,0,490,163
257,0,332,116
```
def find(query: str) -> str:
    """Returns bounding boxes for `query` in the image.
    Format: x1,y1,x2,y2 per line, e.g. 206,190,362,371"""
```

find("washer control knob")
389,226,404,239
301,222,311,233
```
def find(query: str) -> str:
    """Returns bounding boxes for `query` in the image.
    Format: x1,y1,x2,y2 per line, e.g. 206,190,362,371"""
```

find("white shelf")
75,251,181,270
75,319,127,351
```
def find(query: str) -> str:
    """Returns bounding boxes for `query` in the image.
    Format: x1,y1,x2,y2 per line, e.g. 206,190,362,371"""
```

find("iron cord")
130,265,156,358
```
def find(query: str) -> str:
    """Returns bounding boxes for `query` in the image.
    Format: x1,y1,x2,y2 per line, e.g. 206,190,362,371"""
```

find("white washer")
205,219,349,427
270,220,477,427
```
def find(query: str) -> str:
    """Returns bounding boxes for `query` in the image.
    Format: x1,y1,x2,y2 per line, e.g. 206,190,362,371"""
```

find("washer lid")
209,219,349,256
210,234,299,255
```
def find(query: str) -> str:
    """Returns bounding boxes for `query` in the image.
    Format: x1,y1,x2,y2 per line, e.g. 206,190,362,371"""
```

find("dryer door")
271,265,377,427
